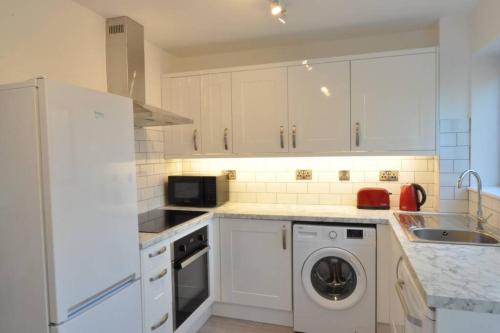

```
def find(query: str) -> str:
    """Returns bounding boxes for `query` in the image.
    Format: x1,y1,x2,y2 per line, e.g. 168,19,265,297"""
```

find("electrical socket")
339,170,350,181
379,170,399,181
296,169,312,180
224,170,236,180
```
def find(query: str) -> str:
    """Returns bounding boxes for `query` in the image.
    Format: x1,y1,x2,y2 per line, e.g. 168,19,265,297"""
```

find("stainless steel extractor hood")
105,16,192,127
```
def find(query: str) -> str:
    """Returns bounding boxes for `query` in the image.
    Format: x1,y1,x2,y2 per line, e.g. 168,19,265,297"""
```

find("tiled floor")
197,316,293,333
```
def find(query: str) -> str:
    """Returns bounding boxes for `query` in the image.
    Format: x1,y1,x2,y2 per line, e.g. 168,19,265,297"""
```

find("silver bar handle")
67,274,136,319
224,128,229,151
149,268,168,283
355,122,360,147
395,281,423,327
176,246,210,270
282,226,287,250
292,125,297,149
151,313,169,331
280,126,285,149
193,129,198,151
148,246,167,258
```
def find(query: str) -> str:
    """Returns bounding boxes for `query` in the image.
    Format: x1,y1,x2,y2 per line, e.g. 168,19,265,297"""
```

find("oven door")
173,246,210,330
168,177,205,206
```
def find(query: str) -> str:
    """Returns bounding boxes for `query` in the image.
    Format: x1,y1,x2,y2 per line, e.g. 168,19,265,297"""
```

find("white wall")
470,55,500,186
173,27,438,72
469,0,500,54
437,15,472,213
0,0,107,91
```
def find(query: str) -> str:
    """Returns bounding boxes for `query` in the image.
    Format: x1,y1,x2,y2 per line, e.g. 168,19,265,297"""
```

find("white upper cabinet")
201,73,232,155
288,61,351,153
351,52,436,152
163,76,201,156
232,68,288,154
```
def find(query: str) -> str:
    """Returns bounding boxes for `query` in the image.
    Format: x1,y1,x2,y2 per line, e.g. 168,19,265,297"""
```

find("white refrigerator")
0,78,142,333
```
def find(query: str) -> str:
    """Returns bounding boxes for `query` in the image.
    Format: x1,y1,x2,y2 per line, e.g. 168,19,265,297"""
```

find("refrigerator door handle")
66,274,136,321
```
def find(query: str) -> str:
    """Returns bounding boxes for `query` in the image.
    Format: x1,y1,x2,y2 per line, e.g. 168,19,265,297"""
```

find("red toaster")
357,187,391,210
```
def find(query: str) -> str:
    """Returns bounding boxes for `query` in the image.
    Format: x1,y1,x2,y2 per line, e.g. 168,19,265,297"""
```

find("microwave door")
170,178,204,205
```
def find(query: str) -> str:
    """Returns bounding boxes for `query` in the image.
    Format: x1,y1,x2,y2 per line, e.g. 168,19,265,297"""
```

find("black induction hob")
138,209,208,233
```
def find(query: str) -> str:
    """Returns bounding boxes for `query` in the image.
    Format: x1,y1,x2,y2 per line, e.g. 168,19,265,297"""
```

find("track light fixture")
270,0,287,24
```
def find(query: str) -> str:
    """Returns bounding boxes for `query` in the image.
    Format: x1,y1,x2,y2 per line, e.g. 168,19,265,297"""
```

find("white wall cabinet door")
288,61,351,153
220,218,292,311
351,52,436,152
201,73,232,155
232,68,288,154
163,76,201,156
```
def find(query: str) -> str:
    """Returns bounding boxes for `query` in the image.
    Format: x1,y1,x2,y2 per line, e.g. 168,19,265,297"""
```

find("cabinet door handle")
292,125,297,149
223,128,229,151
148,246,167,258
282,226,287,250
280,126,285,149
149,268,168,283
193,129,198,151
151,313,169,331
396,256,404,283
355,122,360,147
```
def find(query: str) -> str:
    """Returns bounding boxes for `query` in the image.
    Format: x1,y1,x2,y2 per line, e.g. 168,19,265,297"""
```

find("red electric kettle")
399,184,427,211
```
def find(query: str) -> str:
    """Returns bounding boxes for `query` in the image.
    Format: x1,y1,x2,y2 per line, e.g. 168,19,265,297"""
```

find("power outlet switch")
379,170,399,181
296,169,312,180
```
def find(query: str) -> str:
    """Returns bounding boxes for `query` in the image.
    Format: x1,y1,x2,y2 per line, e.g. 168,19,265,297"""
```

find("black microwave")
167,175,229,207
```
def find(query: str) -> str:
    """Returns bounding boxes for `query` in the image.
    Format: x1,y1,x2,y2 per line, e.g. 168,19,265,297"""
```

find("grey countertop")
139,202,500,315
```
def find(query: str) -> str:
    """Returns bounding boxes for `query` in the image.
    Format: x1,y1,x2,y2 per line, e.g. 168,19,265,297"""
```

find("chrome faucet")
457,169,484,224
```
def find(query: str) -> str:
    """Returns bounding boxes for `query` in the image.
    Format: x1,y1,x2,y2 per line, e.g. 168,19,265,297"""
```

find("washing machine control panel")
347,229,364,239
328,231,337,239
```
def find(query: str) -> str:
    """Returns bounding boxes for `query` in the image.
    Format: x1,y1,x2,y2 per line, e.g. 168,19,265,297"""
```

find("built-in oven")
172,226,209,330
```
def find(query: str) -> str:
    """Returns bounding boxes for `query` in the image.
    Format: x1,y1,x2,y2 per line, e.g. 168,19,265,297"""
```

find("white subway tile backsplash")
456,133,469,146
439,133,457,147
440,118,469,133
439,160,454,173
439,146,469,159
453,160,469,173
179,156,436,209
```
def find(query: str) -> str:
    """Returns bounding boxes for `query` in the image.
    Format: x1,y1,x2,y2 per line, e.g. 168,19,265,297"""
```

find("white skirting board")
212,302,293,327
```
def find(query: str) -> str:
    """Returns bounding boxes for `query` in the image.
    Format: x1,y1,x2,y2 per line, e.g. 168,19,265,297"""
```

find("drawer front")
141,240,173,333
142,241,171,275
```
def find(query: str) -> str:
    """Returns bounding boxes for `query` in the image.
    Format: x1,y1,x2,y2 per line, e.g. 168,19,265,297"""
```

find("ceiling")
74,0,478,56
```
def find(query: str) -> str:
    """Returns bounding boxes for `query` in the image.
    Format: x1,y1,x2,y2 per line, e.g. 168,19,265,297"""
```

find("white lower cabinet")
219,218,292,311
141,240,173,333
389,230,406,333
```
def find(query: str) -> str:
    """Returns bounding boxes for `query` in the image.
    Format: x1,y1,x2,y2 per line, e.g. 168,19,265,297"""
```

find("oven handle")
175,246,210,270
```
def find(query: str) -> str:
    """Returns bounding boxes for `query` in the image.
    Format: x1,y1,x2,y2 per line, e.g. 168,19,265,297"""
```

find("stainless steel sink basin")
411,228,499,245
394,212,500,247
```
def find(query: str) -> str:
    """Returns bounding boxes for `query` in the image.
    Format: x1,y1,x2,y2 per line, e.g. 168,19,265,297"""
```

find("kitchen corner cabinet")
163,76,202,156
220,218,292,311
288,61,351,153
141,240,173,333
201,73,233,155
232,68,289,154
351,52,436,152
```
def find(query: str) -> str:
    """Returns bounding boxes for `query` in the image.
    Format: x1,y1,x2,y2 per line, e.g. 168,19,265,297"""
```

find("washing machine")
293,223,376,333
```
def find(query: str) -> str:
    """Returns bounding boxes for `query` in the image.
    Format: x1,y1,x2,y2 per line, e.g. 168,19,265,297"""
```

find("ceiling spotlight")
270,0,284,16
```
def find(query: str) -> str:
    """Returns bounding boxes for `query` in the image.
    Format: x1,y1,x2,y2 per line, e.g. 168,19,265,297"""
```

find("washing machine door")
302,247,367,310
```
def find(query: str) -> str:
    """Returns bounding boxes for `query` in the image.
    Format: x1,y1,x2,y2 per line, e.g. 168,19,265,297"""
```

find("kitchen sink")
411,228,499,245
394,212,500,247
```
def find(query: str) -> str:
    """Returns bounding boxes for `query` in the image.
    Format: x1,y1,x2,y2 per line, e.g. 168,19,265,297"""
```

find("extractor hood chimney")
106,16,192,127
